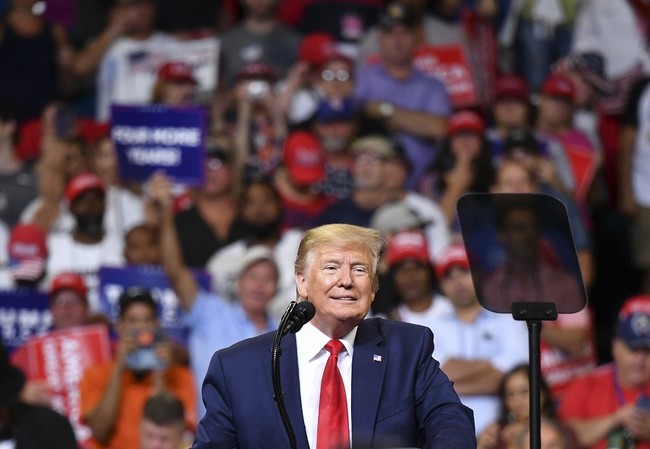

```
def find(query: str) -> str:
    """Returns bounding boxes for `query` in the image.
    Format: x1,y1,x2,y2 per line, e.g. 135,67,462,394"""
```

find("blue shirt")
354,63,451,188
183,290,278,418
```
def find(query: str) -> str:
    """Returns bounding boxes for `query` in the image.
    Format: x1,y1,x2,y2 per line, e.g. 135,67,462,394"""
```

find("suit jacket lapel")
266,334,309,448
351,319,387,447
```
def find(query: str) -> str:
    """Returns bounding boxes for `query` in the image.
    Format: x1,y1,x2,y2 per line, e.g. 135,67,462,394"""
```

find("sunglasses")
321,69,352,82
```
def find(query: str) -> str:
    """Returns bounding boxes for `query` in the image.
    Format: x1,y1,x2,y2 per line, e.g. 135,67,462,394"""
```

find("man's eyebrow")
351,260,370,268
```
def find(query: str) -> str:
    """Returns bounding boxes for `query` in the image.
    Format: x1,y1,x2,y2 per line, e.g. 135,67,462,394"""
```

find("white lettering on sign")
126,147,182,166
0,309,17,340
0,308,51,344
43,338,61,389
112,126,201,146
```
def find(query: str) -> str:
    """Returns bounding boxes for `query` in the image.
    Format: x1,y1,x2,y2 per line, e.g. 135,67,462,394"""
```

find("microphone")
272,300,316,449
281,301,316,336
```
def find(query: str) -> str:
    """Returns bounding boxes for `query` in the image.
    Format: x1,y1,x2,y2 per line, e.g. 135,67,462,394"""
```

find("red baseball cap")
8,223,47,282
298,32,337,67
65,173,105,204
387,230,430,267
448,110,485,137
494,75,529,102
434,244,470,278
9,223,47,260
50,272,88,298
283,131,326,186
157,61,197,84
541,74,575,103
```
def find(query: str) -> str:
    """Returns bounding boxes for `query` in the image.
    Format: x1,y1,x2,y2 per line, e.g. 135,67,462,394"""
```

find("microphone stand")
272,301,298,449
511,301,558,449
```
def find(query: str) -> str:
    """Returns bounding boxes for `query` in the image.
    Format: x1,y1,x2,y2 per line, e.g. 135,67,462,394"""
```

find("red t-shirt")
559,364,650,449
541,307,597,401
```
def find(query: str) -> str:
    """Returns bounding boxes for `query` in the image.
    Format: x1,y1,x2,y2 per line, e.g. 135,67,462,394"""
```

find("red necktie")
317,339,350,449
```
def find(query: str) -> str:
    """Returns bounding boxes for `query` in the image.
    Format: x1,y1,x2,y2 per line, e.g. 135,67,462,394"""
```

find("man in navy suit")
193,223,476,448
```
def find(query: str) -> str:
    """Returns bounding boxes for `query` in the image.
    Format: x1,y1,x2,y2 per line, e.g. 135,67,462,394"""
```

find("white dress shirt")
296,322,357,449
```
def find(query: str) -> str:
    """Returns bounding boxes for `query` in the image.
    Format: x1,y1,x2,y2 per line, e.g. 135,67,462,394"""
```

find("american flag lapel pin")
373,354,382,362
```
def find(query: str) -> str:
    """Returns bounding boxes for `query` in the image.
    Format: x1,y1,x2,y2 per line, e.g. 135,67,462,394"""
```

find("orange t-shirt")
80,363,196,449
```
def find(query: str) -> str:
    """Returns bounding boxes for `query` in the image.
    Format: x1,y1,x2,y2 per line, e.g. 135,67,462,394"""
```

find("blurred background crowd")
1,0,650,448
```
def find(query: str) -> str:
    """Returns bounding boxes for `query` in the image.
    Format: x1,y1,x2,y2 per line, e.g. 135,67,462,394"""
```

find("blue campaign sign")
111,104,207,186
98,265,211,345
0,290,51,353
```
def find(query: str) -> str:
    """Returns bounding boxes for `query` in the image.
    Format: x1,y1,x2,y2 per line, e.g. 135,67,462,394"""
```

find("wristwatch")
378,101,395,120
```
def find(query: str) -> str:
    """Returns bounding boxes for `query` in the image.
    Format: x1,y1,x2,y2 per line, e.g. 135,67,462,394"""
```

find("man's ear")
296,272,308,299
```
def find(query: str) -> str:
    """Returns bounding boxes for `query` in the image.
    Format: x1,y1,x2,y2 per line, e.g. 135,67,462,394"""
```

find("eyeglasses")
354,153,384,165
321,69,351,82
206,158,225,170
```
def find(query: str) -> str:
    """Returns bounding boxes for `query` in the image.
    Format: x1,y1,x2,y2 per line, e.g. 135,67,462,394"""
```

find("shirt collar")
296,321,358,361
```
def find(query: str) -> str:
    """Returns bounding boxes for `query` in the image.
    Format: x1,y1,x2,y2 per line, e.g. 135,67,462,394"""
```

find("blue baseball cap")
617,295,650,350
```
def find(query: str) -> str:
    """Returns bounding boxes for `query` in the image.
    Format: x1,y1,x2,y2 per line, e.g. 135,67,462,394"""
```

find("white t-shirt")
45,232,125,311
20,186,146,237
96,33,179,121
395,293,453,328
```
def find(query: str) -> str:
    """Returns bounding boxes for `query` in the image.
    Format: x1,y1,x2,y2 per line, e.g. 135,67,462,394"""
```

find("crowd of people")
2,0,650,448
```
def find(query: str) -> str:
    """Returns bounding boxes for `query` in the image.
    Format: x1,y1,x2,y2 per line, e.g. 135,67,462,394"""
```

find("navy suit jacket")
192,318,476,448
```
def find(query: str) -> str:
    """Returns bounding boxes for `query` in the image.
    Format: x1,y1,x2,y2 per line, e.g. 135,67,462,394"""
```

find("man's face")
392,260,432,306
50,290,88,330
613,339,650,388
71,190,106,237
379,24,416,66
493,99,528,130
243,0,276,20
296,243,375,337
313,120,356,153
71,190,105,218
499,208,539,261
353,150,384,190
439,267,477,309
238,260,278,316
140,419,184,449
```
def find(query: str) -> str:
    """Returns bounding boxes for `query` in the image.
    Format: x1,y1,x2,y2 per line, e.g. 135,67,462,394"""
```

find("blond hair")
295,224,386,295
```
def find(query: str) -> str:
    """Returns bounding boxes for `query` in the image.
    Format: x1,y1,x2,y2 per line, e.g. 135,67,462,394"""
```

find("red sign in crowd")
23,325,112,448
